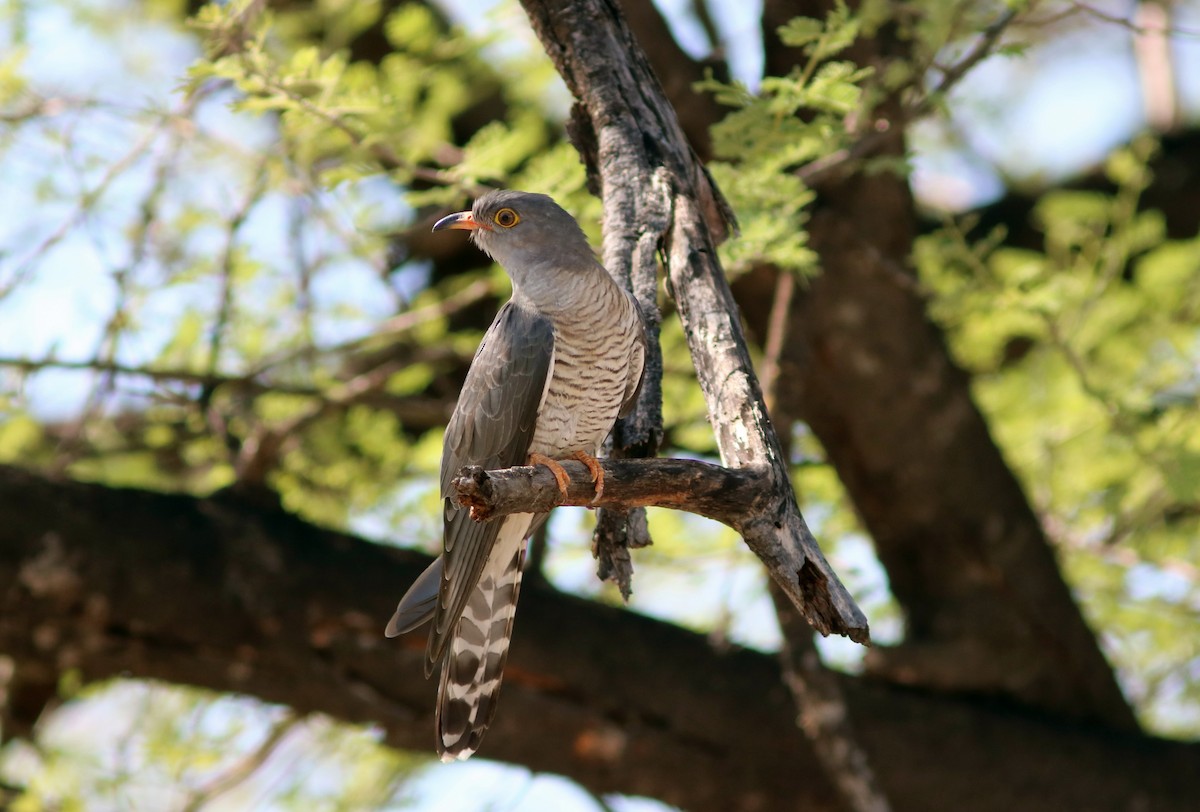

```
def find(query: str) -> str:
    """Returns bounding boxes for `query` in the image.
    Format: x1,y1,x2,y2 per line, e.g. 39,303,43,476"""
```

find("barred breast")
528,271,641,459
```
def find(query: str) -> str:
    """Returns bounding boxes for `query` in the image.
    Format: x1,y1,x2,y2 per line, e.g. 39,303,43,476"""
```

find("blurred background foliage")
0,0,1198,808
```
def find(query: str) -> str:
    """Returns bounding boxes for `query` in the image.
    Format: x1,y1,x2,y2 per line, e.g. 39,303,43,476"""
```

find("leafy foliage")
1,680,422,811
696,3,873,276
917,135,1200,733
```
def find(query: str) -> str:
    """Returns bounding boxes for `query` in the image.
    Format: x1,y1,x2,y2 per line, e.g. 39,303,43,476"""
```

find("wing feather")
426,301,554,669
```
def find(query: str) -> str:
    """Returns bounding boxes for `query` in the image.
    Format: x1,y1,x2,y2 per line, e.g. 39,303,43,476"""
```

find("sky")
2,0,1199,809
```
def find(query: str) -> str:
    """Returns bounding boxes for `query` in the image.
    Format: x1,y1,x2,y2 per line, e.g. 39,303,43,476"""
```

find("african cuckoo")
386,190,646,761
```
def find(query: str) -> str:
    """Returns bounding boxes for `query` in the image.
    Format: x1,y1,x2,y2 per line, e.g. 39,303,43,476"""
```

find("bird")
385,190,646,761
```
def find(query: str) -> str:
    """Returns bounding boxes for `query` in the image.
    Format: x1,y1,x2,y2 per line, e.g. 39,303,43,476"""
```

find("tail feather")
385,556,442,638
435,517,528,761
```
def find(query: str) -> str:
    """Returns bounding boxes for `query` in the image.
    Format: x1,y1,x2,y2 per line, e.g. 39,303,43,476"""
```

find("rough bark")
612,0,725,160
1,468,1196,812
518,0,869,645
450,459,770,524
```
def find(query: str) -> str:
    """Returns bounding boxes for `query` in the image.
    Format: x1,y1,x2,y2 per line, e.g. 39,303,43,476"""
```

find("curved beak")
432,210,486,232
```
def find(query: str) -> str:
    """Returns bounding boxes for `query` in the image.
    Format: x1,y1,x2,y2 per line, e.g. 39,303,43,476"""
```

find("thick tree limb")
519,0,869,645
1,468,1196,812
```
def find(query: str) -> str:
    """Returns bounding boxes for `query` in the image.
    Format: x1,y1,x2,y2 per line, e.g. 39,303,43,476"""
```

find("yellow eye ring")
494,208,520,228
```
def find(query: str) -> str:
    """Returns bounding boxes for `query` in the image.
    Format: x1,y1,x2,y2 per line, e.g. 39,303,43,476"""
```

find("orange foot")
529,452,571,501
572,450,605,504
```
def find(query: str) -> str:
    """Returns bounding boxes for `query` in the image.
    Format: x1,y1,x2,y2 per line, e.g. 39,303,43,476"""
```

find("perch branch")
452,459,769,529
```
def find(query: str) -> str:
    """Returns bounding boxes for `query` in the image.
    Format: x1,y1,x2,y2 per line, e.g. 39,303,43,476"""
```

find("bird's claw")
572,450,605,505
528,451,605,505
529,452,572,501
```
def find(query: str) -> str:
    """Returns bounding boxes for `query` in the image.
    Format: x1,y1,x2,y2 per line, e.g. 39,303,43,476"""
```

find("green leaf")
1164,449,1200,502
777,17,823,48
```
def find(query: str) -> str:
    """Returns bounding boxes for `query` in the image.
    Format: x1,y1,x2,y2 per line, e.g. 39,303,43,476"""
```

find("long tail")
435,515,529,761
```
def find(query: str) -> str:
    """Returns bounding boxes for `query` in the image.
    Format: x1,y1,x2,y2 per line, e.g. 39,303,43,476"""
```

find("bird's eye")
494,208,520,228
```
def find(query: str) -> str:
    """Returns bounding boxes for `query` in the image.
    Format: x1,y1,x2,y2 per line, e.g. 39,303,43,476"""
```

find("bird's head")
432,190,596,296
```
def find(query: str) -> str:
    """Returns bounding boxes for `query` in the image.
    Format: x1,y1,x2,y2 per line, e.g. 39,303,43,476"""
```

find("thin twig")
770,585,894,812
758,273,892,812
0,356,329,396
2,111,161,300
799,7,1018,188
247,276,494,376
234,357,414,485
239,59,470,191
206,161,270,380
180,711,302,812
1045,0,1200,38
760,269,796,416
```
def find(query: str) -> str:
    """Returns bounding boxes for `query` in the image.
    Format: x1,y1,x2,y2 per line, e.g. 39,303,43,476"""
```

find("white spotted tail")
436,515,530,760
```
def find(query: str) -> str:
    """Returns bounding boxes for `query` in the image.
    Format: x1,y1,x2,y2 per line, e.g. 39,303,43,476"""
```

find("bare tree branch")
614,0,727,160
1133,0,1181,132
798,7,1019,190
451,458,768,526
1038,0,1200,37
771,585,893,812
519,0,869,644
205,162,270,380
760,284,891,812
180,711,302,812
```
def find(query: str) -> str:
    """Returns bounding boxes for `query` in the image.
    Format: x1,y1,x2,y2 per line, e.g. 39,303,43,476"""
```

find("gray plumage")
386,190,646,761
